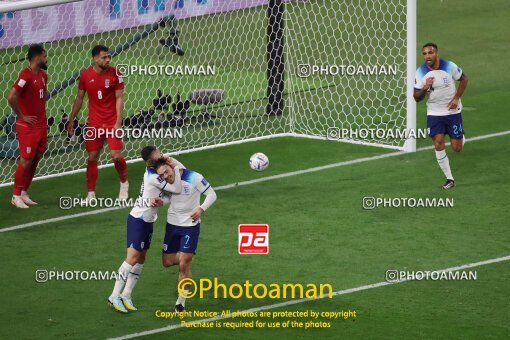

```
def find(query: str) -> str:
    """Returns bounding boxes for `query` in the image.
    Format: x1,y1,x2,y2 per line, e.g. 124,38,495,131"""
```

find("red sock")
13,163,26,196
114,157,128,183
87,160,99,192
23,162,38,192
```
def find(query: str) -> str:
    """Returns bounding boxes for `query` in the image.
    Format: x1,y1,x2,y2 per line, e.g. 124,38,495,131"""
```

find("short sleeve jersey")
414,59,463,116
78,66,124,127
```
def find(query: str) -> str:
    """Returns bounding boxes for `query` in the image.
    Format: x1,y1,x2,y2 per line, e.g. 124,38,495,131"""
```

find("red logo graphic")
238,224,269,254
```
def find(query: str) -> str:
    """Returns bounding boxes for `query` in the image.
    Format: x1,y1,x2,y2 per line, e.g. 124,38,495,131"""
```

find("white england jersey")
130,166,181,223
414,59,463,116
167,169,211,227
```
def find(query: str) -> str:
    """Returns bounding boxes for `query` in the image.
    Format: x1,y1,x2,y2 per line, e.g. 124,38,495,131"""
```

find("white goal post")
0,0,416,187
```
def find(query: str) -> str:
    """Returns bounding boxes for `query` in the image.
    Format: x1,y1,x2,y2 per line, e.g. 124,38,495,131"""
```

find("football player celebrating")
68,45,129,200
154,159,217,312
414,43,469,189
142,145,186,170
108,146,183,313
8,44,49,208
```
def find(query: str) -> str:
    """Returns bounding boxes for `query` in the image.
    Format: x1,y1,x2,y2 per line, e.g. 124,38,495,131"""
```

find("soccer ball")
249,153,269,171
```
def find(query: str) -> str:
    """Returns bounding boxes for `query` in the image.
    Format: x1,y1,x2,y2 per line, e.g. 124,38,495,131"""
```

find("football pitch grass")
1,0,509,182
0,115,509,339
1,0,510,338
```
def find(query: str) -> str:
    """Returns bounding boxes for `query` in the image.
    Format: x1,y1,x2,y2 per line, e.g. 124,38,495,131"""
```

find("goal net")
0,0,415,186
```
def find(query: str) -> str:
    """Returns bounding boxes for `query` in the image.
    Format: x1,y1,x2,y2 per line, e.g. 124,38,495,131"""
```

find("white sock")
21,191,28,196
109,261,132,300
176,289,187,306
176,295,186,307
121,263,144,298
435,150,454,180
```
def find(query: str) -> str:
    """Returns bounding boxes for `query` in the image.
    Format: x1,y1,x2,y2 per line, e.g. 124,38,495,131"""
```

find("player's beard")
426,56,437,67
39,62,48,70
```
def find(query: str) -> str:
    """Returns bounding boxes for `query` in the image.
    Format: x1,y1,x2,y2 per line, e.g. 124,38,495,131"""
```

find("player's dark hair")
141,146,157,162
422,42,438,51
153,158,167,170
91,45,109,57
27,44,45,61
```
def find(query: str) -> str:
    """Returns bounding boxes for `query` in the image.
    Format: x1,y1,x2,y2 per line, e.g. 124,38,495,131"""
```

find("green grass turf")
1,0,510,338
0,84,508,227
163,260,509,339
1,0,509,183
0,133,508,339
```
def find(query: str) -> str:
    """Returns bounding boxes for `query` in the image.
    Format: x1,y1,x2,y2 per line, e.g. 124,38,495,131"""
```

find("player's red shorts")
84,126,124,152
16,122,47,159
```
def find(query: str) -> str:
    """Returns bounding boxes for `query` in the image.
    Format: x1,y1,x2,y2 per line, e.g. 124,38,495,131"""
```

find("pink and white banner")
0,0,268,48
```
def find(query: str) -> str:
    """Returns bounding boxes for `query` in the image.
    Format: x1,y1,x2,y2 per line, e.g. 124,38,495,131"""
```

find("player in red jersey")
68,45,129,201
7,44,49,209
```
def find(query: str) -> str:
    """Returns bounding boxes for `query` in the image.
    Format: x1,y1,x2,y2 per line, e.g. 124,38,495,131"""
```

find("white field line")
0,133,293,188
109,254,510,339
1,130,509,234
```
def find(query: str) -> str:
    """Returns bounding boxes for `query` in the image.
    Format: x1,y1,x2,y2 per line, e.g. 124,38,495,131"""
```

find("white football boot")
11,196,29,209
21,192,38,206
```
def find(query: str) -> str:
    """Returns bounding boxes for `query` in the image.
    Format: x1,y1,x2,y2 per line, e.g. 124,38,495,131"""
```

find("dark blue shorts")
163,223,200,254
427,113,464,139
126,215,153,251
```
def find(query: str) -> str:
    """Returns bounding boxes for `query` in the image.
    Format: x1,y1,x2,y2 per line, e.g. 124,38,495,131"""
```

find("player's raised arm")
163,155,186,169
115,88,124,130
413,77,434,102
